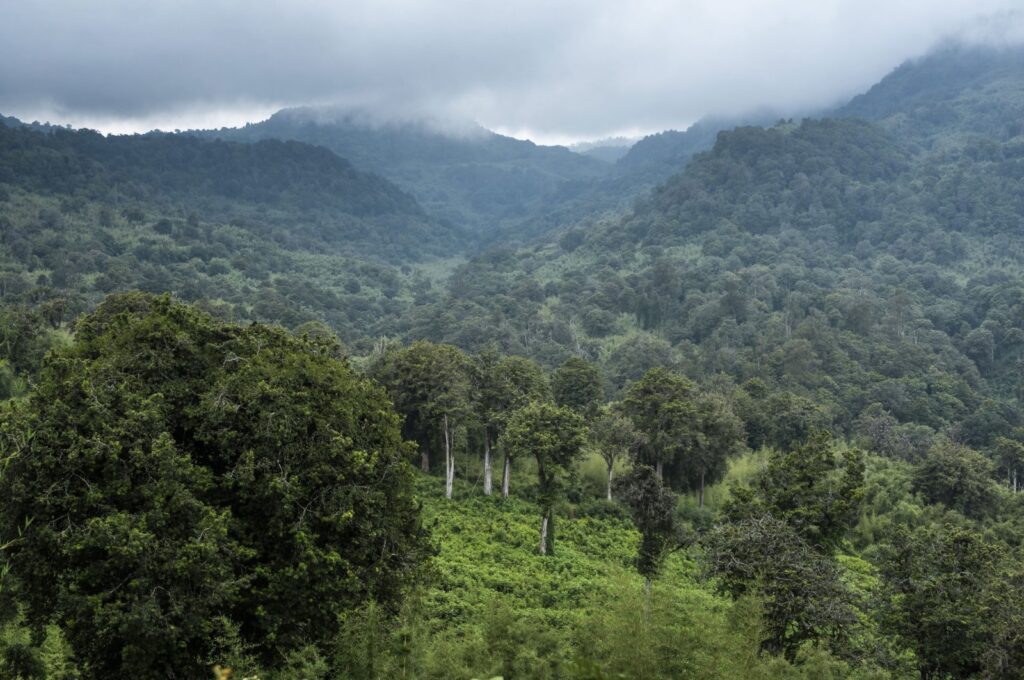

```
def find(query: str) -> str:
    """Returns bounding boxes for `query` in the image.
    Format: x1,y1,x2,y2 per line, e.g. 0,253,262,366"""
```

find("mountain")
403,110,1024,447
0,122,464,345
570,137,638,163
614,112,785,186
195,107,611,236
839,44,1024,147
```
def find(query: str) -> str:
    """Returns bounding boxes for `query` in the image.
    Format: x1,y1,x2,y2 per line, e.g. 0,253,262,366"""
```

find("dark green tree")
499,402,586,555
622,368,697,482
472,349,549,497
703,515,856,661
613,465,680,584
880,524,1003,680
373,341,473,499
0,294,430,678
734,431,865,553
551,356,604,415
911,439,998,518
589,404,644,500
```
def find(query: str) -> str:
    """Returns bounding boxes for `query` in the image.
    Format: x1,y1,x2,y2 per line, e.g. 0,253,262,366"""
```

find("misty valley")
2,40,1024,680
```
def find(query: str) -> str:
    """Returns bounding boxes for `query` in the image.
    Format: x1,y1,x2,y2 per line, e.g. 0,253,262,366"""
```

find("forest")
1,43,1024,679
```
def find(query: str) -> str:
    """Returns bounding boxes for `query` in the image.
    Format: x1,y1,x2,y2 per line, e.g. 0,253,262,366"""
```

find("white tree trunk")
699,468,706,508
538,513,549,556
483,432,492,496
606,464,614,501
502,455,511,499
655,460,663,480
444,414,454,500
421,450,429,472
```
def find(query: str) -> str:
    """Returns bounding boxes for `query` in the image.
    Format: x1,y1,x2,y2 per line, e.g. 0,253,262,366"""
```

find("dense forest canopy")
2,42,1024,679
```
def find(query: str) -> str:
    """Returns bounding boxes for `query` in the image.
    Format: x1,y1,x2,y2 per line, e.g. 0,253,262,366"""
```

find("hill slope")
197,108,611,238
839,44,1024,147
400,115,1024,449
0,122,463,347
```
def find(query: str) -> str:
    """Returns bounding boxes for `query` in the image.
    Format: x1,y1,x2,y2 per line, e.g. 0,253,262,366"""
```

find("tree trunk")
655,460,663,480
699,468,706,508
444,414,454,500
606,464,614,501
483,431,493,496
420,450,430,473
538,512,549,556
502,454,511,499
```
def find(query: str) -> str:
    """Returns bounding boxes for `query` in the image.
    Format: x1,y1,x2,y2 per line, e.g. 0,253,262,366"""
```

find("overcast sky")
1,1,1023,144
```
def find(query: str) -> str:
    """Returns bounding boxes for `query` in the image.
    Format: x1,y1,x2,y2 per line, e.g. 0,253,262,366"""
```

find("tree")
622,368,697,482
880,524,1003,680
472,350,549,497
589,404,644,500
613,465,681,584
762,391,832,451
747,431,865,552
911,439,998,518
0,294,430,678
686,393,744,507
499,402,586,555
703,515,856,661
551,356,603,415
373,341,473,499
994,436,1024,493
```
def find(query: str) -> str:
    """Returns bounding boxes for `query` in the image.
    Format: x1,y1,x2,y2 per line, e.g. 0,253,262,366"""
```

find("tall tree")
499,402,586,555
613,465,681,586
686,393,745,507
590,404,644,500
551,356,604,415
622,368,697,481
994,436,1024,493
472,350,549,497
373,341,473,499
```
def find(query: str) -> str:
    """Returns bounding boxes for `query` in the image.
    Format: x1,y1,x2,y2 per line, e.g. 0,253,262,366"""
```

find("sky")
1,1,1023,144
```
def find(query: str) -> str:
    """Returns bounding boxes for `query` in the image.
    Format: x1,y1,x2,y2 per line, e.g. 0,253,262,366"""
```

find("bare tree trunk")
655,460,663,480
420,450,429,473
483,431,492,496
538,511,549,556
699,468,706,508
444,414,454,500
502,454,511,498
606,464,614,501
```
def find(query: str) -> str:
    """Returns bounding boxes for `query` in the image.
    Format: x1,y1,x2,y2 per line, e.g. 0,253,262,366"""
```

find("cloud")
1,0,1022,140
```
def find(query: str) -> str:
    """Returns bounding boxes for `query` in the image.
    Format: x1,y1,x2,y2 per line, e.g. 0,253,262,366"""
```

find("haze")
2,0,1023,143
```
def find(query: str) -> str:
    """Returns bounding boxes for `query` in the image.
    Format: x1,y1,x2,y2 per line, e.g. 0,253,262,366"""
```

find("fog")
2,0,1022,142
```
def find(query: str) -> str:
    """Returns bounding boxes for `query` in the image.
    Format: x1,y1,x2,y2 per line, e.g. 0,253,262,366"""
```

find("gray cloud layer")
2,1,1023,140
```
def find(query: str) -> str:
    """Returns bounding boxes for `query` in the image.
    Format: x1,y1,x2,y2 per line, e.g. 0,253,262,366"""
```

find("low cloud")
1,0,1022,140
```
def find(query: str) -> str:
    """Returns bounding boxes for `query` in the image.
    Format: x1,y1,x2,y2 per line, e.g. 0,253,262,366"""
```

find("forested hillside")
197,108,611,238
0,121,467,384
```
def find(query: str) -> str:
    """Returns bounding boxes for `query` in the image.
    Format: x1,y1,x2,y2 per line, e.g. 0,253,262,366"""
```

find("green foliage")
0,294,430,678
500,401,587,554
613,465,681,579
879,524,1009,679
911,439,999,518
551,356,604,415
745,432,866,552
622,367,698,483
703,515,857,661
